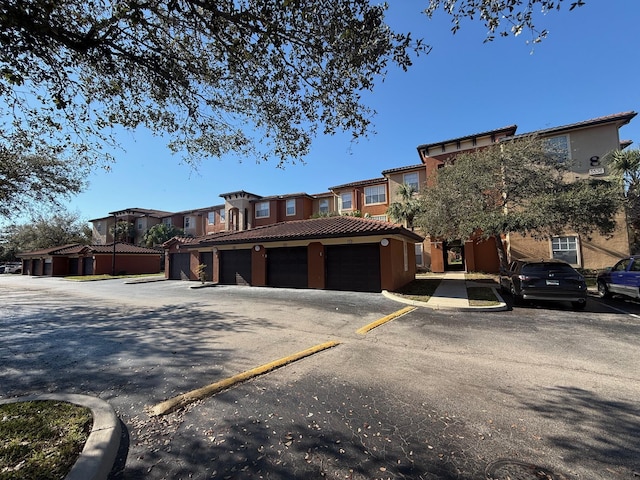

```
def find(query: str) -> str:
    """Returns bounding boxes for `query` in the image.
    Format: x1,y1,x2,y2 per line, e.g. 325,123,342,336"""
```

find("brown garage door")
220,249,252,285
267,247,308,288
326,244,381,292
169,253,190,280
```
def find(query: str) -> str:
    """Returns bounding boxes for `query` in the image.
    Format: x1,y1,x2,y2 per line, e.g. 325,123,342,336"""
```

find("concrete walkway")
384,272,508,311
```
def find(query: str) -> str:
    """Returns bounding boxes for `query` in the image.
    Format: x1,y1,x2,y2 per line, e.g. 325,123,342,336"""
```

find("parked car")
596,256,640,300
3,262,22,274
500,258,587,310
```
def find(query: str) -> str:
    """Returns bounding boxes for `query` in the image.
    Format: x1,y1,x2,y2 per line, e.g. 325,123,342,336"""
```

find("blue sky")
64,1,640,222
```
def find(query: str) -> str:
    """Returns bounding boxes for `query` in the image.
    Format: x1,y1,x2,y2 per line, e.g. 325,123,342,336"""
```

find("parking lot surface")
1,276,639,479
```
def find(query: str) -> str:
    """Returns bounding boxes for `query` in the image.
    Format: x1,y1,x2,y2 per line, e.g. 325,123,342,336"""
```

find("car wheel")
571,300,587,310
597,280,611,299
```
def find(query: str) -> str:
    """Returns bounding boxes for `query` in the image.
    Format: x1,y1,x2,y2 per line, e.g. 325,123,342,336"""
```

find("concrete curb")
0,393,121,480
382,289,509,312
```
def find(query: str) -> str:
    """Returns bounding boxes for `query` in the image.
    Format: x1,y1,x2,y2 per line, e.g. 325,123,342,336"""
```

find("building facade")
88,111,637,277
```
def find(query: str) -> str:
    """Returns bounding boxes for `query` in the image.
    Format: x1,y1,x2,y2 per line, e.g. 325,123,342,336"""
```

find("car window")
631,260,640,272
521,263,577,275
613,259,630,272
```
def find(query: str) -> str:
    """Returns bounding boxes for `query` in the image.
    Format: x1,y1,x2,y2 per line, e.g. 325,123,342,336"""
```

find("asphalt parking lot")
1,275,639,480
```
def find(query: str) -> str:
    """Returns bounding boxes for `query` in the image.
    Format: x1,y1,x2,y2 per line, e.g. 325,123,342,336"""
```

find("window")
137,220,143,230
340,192,352,210
403,173,419,192
286,199,296,216
415,243,423,266
184,217,191,229
371,215,388,222
163,218,172,227
207,212,215,224
96,222,102,233
219,209,226,222
552,235,580,265
545,135,571,162
319,199,329,214
365,185,386,205
256,202,270,218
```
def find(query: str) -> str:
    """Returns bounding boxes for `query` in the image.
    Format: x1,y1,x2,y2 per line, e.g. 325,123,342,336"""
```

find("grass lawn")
0,401,92,480
394,274,501,305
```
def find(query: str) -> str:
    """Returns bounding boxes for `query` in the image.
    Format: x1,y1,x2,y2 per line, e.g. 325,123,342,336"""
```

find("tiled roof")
517,111,637,138
381,164,425,175
219,190,262,199
17,244,81,257
174,204,225,215
416,125,518,151
193,216,423,246
88,243,162,254
18,243,162,257
107,207,175,218
329,177,387,190
252,193,314,201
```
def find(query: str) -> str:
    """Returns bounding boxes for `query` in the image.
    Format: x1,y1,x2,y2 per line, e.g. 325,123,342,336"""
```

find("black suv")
500,258,587,310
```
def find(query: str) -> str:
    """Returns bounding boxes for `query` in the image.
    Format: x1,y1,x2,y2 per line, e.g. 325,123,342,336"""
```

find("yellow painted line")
150,340,340,416
355,306,417,335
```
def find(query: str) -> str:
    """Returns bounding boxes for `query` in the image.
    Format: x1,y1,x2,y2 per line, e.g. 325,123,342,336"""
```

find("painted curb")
0,393,121,480
150,340,341,416
356,306,416,334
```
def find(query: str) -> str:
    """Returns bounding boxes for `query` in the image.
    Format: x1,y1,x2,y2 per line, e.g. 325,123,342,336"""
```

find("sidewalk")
384,272,508,311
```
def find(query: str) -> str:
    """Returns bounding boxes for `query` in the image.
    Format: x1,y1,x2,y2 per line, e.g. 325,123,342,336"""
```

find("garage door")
267,247,308,288
68,258,79,276
326,244,381,292
169,253,190,280
219,250,252,285
82,257,93,276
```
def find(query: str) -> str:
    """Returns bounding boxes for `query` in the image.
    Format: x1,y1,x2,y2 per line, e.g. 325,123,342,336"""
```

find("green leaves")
415,135,620,242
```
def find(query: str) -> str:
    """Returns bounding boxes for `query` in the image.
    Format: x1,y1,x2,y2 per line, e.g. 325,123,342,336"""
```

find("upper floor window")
184,217,192,229
219,209,226,222
319,199,329,213
403,173,419,192
286,199,296,216
340,192,352,210
207,212,215,224
96,222,103,233
365,185,386,205
256,202,270,218
551,235,580,266
137,220,143,230
371,214,388,222
162,218,172,227
545,135,571,162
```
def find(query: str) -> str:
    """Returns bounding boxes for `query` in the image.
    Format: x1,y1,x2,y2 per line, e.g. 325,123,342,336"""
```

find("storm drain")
486,459,559,480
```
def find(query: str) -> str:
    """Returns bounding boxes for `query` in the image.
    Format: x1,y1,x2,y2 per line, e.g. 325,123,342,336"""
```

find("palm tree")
609,148,640,250
386,183,422,230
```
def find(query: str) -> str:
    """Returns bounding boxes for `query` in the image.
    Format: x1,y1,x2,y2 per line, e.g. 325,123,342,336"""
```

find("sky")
39,1,640,222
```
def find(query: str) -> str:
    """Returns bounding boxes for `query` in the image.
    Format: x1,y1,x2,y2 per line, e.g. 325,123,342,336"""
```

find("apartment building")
89,111,637,279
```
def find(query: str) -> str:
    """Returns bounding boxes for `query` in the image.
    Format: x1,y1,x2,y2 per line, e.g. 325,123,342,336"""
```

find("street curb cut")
0,393,121,480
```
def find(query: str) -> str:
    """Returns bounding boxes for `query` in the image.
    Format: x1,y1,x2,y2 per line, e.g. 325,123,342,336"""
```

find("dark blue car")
500,258,587,309
596,256,640,300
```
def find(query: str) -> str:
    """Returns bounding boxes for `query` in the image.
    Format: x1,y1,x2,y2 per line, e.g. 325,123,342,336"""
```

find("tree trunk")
494,234,509,271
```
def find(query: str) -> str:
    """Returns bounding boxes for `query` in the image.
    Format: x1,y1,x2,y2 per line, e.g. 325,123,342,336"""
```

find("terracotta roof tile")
18,243,161,257
517,111,637,137
329,177,387,190
194,216,423,246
